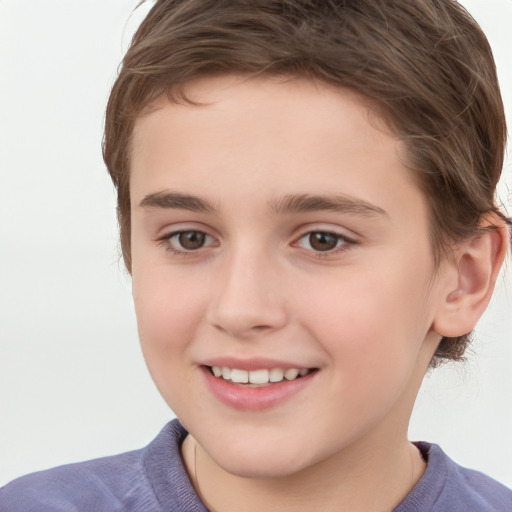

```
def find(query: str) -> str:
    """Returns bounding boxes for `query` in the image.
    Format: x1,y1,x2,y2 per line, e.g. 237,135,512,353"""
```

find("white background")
0,0,511,488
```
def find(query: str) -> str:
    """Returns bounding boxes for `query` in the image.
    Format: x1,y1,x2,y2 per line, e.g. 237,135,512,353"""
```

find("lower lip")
201,367,317,411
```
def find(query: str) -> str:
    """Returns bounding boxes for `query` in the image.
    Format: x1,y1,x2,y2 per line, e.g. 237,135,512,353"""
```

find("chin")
216,455,304,479
204,436,317,480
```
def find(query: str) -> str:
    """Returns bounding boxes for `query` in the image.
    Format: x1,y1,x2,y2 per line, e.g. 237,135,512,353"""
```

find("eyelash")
156,229,357,258
157,230,217,256
293,231,356,257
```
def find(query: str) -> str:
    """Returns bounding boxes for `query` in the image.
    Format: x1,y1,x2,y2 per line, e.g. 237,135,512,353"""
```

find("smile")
202,364,318,411
209,366,311,386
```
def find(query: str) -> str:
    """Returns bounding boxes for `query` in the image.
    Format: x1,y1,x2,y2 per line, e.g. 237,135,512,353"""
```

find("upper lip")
201,357,314,371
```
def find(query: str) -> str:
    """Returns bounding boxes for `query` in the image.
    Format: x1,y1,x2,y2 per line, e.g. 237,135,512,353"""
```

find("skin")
129,75,505,512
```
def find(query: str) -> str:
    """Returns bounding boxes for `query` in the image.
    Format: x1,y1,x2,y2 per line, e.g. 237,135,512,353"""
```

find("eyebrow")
139,191,216,213
139,190,387,218
270,193,387,217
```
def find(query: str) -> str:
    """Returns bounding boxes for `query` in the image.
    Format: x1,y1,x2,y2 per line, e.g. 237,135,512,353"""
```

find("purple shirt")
1,419,510,511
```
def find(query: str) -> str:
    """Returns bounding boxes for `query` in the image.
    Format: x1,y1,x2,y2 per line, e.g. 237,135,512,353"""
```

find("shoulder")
395,442,512,512
0,448,151,512
438,455,512,511
0,420,205,512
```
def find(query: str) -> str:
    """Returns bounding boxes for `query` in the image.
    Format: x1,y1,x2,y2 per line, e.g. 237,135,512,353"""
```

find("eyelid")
156,227,219,255
293,223,359,242
291,226,358,255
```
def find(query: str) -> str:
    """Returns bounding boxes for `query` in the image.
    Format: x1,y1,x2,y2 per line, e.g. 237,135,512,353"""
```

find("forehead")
131,75,395,158
129,75,423,219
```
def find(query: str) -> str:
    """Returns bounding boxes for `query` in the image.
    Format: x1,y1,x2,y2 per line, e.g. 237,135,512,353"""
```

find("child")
1,0,511,510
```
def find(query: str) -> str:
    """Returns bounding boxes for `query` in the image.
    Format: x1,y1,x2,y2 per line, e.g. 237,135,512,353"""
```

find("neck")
182,427,426,512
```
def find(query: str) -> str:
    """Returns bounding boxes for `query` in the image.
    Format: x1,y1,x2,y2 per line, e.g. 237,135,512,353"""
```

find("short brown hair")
103,0,507,366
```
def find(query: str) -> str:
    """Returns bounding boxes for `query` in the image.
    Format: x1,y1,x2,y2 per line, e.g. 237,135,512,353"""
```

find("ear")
432,215,509,338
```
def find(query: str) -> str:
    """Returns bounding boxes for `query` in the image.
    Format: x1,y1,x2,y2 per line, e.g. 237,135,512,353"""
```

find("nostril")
212,321,275,337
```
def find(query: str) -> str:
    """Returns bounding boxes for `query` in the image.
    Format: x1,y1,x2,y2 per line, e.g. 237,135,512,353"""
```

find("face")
130,75,444,478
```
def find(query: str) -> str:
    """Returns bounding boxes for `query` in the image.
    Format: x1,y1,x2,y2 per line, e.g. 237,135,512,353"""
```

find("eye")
159,230,217,254
175,231,206,250
295,231,353,253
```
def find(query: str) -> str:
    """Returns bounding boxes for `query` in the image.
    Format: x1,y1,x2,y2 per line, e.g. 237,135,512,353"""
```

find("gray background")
1,0,511,487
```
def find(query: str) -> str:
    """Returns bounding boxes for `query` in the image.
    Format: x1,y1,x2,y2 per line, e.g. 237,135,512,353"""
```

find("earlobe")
433,217,509,338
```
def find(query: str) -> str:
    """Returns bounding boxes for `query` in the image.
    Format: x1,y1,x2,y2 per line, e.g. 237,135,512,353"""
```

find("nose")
206,248,288,339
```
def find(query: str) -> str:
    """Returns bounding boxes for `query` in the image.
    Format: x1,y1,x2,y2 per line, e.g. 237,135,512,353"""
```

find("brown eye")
308,232,340,251
294,230,353,254
160,229,217,255
177,231,206,250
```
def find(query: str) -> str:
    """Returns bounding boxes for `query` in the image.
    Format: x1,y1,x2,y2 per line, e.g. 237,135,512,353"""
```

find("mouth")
206,365,314,387
201,364,318,411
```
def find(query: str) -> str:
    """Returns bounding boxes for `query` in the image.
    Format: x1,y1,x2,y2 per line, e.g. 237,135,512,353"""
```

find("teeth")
210,366,309,384
230,369,249,383
249,369,269,384
284,368,299,380
269,368,284,382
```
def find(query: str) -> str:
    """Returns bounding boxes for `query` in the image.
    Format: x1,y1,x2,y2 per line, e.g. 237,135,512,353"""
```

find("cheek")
296,268,434,439
132,266,208,369
294,257,434,378
132,266,214,412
